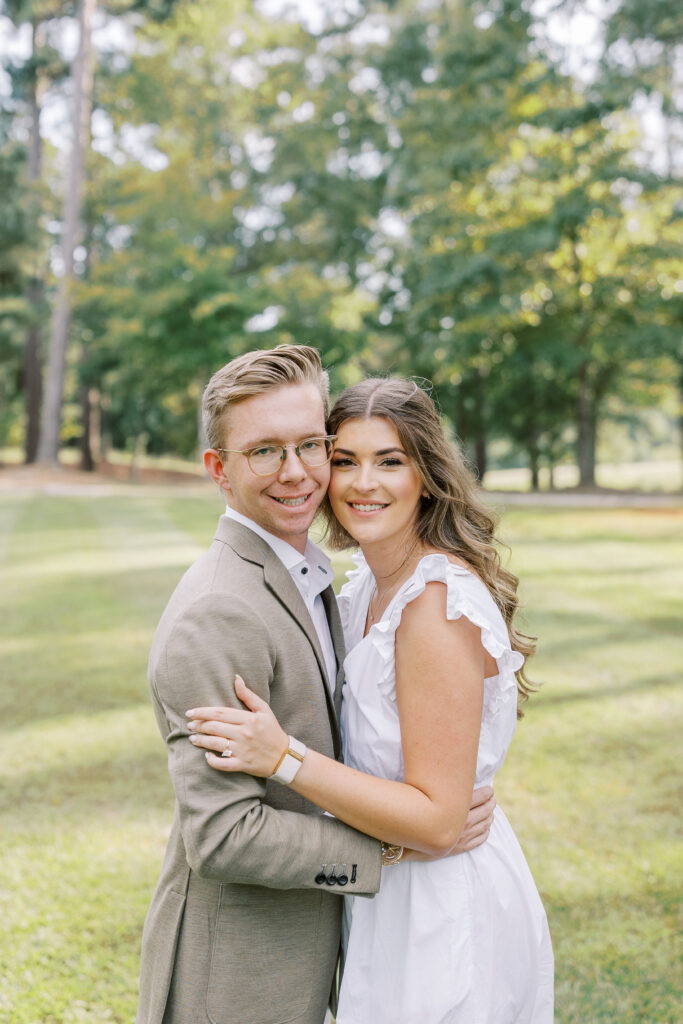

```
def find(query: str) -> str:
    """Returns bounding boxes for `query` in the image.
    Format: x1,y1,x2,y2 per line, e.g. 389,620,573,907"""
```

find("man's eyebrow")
238,433,323,449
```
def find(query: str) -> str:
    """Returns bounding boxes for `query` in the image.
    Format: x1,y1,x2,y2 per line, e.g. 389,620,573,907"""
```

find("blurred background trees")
0,0,680,486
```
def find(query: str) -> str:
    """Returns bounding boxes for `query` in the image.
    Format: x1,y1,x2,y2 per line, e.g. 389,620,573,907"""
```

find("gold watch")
380,842,404,866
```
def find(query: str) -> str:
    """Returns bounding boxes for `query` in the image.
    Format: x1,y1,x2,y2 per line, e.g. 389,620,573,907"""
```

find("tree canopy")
1,0,680,484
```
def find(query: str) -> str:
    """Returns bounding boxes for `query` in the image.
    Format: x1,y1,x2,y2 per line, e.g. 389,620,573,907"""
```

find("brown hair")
323,377,537,711
202,344,330,450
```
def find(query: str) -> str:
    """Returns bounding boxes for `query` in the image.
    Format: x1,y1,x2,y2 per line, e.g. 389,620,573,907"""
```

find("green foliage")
0,0,679,473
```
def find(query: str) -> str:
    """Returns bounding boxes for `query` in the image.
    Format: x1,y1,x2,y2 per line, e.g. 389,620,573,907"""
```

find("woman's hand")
186,676,289,777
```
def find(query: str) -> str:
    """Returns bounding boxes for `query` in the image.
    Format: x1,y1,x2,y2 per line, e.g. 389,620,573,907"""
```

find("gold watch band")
381,842,404,866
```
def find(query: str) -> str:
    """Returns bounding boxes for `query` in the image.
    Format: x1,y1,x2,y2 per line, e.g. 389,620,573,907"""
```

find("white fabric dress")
335,553,554,1024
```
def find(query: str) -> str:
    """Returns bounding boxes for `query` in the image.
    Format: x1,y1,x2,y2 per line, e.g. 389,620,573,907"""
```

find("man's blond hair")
202,344,330,450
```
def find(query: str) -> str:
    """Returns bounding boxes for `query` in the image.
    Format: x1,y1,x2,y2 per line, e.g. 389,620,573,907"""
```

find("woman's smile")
347,501,389,514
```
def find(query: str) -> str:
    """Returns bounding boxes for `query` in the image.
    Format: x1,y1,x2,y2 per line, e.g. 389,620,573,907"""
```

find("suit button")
315,869,327,885
327,866,338,885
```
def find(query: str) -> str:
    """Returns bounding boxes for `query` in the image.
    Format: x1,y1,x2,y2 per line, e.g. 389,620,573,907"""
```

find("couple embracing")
136,344,553,1024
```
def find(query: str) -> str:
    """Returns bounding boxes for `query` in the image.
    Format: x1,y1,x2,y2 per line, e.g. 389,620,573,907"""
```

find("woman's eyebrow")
333,446,405,456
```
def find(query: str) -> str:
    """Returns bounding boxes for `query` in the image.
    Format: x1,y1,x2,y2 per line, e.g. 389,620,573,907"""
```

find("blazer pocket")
137,887,187,1023
207,886,323,1024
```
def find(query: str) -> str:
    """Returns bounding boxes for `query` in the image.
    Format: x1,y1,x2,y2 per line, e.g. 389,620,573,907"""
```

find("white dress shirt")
223,505,337,692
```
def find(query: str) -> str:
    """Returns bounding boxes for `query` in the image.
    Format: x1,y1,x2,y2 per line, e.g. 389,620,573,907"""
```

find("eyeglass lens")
249,438,332,474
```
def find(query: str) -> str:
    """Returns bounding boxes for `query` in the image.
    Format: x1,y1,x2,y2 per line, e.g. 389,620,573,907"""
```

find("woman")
188,378,554,1023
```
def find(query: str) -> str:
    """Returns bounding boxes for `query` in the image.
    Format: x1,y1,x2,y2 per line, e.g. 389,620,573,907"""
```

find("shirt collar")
223,505,332,584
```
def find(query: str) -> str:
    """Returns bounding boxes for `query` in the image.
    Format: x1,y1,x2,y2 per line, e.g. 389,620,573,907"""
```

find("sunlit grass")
483,458,682,492
1,489,681,1022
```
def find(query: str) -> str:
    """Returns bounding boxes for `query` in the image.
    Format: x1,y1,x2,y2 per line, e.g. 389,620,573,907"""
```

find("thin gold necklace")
367,543,421,625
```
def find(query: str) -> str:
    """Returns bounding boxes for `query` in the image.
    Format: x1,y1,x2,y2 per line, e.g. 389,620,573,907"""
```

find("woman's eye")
380,458,403,467
331,457,354,467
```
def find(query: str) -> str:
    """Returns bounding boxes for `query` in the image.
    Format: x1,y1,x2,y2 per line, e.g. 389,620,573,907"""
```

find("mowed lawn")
0,485,681,1023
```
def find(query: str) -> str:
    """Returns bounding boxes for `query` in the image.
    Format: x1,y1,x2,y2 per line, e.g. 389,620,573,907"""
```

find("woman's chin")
342,519,384,546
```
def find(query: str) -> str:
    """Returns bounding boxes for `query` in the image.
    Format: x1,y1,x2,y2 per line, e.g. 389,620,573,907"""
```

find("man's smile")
270,493,314,507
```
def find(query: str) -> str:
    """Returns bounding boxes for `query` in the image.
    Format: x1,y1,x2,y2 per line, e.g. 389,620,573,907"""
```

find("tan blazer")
136,517,381,1024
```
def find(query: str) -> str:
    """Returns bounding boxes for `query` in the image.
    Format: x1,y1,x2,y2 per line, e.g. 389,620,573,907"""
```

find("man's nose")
277,445,308,482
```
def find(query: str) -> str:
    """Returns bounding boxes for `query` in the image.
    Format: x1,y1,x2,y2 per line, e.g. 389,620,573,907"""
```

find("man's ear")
204,449,231,493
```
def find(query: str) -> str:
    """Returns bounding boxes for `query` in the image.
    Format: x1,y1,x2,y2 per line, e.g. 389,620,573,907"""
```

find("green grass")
1,489,681,1022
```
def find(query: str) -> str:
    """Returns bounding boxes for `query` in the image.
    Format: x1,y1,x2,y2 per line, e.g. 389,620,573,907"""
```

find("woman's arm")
189,582,485,857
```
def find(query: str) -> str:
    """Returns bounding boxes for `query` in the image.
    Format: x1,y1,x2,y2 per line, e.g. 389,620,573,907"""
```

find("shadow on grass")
0,745,174,823
3,562,193,619
524,561,681,579
530,671,682,709
532,615,683,655
0,687,154,731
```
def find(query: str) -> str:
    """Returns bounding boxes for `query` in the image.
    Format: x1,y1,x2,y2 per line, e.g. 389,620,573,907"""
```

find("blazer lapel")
217,517,342,753
321,585,346,723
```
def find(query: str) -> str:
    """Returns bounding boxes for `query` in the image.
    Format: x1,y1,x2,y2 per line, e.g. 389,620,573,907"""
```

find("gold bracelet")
381,842,404,866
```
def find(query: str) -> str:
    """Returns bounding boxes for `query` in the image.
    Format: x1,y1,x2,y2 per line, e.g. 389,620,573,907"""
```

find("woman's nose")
354,463,378,491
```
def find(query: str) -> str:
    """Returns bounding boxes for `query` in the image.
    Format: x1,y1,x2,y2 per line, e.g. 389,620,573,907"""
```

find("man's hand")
402,785,496,862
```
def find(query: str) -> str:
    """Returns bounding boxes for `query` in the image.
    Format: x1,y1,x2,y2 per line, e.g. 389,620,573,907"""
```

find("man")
137,345,494,1024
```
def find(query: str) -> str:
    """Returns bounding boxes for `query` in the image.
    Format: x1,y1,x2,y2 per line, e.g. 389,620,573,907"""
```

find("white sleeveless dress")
335,553,554,1024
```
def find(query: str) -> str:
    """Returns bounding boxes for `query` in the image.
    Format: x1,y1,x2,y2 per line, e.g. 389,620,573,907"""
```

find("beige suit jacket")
136,516,382,1024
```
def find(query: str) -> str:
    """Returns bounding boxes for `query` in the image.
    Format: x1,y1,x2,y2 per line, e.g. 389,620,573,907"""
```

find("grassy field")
0,484,681,1023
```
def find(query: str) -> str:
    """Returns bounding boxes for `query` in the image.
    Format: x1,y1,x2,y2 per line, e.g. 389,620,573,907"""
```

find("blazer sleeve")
150,590,382,896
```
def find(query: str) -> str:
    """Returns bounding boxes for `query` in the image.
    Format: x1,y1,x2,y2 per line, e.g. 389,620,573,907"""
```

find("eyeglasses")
216,435,337,476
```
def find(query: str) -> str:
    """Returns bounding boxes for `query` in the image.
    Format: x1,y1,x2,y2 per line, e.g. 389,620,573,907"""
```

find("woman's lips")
347,502,388,513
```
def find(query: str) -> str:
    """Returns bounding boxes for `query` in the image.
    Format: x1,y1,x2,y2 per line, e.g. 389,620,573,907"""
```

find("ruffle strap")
351,552,524,708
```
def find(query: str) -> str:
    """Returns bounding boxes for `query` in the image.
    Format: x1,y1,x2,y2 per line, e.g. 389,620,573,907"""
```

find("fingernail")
189,735,198,743
187,722,197,731
185,709,195,717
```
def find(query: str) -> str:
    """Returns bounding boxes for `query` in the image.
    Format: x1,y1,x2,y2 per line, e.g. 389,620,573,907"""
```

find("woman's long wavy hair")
322,377,537,713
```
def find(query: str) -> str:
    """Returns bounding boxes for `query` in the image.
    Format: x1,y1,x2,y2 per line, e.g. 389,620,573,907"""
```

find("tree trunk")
79,380,95,471
23,21,47,464
679,364,683,493
576,362,596,487
37,0,96,464
197,375,206,457
473,428,487,482
529,446,539,491
527,419,540,491
129,431,148,481
23,302,43,463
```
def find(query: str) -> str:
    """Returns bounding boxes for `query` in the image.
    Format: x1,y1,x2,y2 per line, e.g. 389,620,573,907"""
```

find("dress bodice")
337,552,524,787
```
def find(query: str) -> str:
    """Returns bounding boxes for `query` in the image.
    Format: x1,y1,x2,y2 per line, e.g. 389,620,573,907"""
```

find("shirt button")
301,567,308,575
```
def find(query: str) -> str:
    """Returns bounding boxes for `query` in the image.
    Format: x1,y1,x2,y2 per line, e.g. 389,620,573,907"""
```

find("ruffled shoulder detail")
368,554,524,709
337,550,373,642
